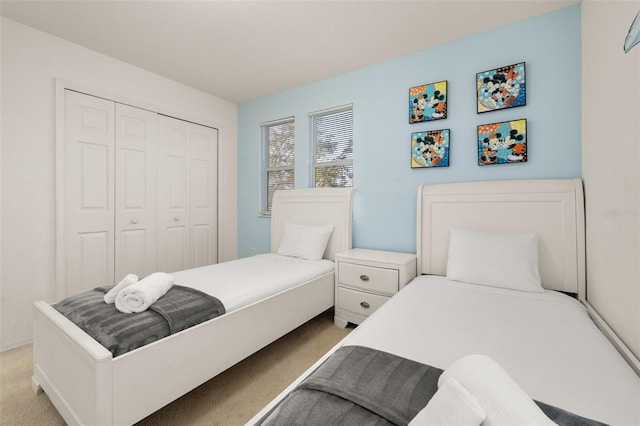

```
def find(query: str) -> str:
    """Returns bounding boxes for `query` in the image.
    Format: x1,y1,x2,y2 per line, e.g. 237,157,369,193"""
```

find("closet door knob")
130,219,138,225
360,301,370,309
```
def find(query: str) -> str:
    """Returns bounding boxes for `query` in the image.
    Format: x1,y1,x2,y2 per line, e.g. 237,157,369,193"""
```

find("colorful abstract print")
409,81,447,123
477,120,526,166
477,63,526,113
412,129,450,168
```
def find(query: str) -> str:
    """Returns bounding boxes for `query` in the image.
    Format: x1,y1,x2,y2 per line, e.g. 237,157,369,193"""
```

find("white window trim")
260,116,295,217
309,104,354,188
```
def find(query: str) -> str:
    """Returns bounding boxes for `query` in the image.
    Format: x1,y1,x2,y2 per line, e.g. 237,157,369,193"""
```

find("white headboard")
417,179,585,294
271,187,355,261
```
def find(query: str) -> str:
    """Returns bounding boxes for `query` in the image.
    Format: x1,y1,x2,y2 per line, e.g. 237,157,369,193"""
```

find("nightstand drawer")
338,262,399,294
337,287,390,317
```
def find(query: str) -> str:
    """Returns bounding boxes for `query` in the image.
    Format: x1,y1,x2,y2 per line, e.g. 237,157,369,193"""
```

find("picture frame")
476,62,526,113
477,119,527,166
411,129,450,168
409,80,448,123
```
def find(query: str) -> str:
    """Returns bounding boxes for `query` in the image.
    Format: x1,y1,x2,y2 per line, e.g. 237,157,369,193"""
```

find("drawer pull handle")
360,301,370,309
359,275,370,281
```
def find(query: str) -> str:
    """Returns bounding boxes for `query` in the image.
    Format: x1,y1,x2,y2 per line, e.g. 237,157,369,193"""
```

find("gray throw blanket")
260,345,607,426
261,345,441,425
54,284,225,357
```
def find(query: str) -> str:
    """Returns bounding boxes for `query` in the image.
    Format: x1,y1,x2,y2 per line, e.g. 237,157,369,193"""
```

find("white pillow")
276,221,334,260
446,228,543,292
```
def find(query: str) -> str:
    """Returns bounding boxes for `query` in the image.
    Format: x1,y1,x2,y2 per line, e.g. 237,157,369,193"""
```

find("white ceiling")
0,0,577,104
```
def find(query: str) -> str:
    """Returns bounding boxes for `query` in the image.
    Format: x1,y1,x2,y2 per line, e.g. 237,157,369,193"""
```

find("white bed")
32,187,354,426
171,254,335,312
250,179,640,425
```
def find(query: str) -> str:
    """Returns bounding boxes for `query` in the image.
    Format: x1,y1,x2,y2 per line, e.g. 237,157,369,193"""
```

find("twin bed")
32,187,355,425
34,179,640,426
250,179,640,426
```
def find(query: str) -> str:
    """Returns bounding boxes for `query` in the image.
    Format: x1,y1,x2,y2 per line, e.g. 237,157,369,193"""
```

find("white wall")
0,18,238,350
582,1,640,364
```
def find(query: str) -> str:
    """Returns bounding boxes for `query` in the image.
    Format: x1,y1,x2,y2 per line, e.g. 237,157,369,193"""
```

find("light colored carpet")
0,309,352,426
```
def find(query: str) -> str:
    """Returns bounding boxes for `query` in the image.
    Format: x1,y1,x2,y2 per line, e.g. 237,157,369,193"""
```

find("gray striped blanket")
54,285,225,357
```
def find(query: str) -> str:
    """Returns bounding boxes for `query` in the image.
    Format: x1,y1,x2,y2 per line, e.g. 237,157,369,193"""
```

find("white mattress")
170,253,334,312
342,275,640,425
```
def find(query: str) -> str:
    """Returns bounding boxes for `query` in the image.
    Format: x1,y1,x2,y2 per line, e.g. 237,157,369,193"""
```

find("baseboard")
1,337,33,353
585,301,640,377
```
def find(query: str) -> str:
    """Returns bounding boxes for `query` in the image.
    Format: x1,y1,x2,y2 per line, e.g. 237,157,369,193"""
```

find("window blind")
311,105,353,188
261,118,295,214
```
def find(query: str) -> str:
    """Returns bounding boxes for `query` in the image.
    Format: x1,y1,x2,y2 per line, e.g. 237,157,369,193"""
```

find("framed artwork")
476,62,526,113
411,129,450,168
409,80,447,123
477,119,527,166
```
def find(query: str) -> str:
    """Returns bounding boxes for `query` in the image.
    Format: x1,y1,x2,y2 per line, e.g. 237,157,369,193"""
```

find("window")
311,105,353,188
261,118,295,215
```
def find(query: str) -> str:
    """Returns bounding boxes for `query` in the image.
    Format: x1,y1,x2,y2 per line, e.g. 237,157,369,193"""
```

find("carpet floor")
0,309,352,426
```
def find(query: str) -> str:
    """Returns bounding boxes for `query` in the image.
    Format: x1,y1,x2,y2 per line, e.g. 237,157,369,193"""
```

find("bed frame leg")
31,376,43,395
334,317,349,328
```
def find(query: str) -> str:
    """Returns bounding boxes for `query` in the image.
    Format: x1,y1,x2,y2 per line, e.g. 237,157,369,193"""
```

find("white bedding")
170,254,334,312
343,275,640,425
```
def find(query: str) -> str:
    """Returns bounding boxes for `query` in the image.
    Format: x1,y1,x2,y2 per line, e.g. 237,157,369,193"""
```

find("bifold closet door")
190,124,219,268
157,116,218,273
64,90,116,296
114,104,158,280
64,90,218,296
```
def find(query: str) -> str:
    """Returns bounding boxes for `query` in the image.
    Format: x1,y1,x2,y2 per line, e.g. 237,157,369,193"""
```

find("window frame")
260,117,295,216
309,104,354,188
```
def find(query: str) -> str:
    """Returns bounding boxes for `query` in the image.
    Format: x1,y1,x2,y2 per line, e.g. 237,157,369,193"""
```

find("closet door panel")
119,229,147,276
168,155,187,208
65,91,115,296
166,226,189,272
190,126,218,268
79,143,109,210
193,225,212,267
78,232,111,286
115,104,158,279
158,116,190,272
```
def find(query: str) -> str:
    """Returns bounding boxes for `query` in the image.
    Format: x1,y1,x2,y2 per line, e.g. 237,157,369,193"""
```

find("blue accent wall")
237,5,581,257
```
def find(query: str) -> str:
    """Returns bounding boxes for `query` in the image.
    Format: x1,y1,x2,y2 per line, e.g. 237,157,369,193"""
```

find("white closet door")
64,90,115,295
190,125,218,268
157,116,218,272
115,104,158,280
157,116,191,272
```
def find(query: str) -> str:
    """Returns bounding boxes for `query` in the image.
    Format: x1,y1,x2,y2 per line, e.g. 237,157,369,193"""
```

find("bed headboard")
271,187,355,261
417,179,585,294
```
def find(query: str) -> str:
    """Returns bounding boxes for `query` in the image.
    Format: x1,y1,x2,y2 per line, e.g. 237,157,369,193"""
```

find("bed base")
32,273,334,426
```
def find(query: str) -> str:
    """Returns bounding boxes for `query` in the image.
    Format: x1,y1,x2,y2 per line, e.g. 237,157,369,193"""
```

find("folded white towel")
103,274,138,304
409,378,485,426
439,354,556,426
115,272,174,314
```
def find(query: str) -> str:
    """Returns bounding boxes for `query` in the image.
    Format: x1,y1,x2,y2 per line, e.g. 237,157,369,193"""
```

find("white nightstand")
334,248,417,328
